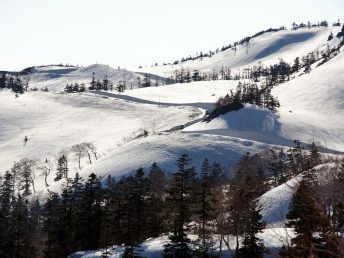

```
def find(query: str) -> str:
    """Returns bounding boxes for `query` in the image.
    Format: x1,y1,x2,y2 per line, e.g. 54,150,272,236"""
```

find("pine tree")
13,194,36,258
0,72,6,89
77,173,103,251
100,175,116,257
43,191,64,258
90,72,96,90
228,153,267,255
55,155,68,181
235,199,266,258
292,57,300,73
163,154,196,258
333,163,344,233
0,171,16,257
269,149,279,186
194,159,216,257
146,162,166,237
280,180,341,258
123,168,150,257
308,142,321,168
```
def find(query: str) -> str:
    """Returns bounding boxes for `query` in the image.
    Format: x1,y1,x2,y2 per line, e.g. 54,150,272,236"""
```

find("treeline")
1,140,343,258
170,34,343,86
65,72,161,93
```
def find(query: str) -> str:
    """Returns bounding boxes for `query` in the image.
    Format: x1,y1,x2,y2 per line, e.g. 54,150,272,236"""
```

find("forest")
0,141,343,258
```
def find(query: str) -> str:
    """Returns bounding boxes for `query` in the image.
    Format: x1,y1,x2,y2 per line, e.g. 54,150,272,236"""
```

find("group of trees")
89,73,114,91
0,72,29,94
291,20,330,30
64,83,86,93
280,163,344,257
1,141,343,258
207,81,280,121
168,36,342,87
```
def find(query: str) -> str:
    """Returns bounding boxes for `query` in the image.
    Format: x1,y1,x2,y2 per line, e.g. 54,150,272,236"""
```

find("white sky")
1,0,343,71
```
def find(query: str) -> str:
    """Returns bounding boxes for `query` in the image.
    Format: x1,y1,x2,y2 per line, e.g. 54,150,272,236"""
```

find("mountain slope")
29,64,144,91
140,27,340,76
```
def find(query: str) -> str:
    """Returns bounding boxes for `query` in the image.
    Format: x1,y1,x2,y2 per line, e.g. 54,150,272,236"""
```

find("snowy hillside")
140,27,340,75
29,64,145,92
1,21,344,258
176,50,344,152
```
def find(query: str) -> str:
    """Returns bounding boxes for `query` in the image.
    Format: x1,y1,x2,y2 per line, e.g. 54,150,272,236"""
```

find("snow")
30,64,144,92
122,80,238,111
170,50,344,152
139,27,340,76
74,132,270,181
0,90,201,192
1,25,344,257
70,228,296,258
260,176,301,229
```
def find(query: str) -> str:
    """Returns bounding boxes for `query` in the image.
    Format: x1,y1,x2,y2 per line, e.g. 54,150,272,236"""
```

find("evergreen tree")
235,199,266,258
43,191,64,258
0,171,16,258
228,153,267,254
194,159,216,257
0,72,6,89
55,155,68,181
308,142,321,168
123,168,150,257
163,154,196,258
146,162,166,237
280,180,341,258
90,72,96,90
13,194,36,258
77,173,103,251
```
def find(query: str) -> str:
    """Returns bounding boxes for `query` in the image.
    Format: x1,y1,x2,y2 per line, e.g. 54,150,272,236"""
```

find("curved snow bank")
76,132,271,180
122,80,238,111
184,106,293,146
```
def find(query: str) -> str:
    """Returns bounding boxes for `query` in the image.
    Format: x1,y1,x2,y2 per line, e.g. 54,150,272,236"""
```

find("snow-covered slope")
140,27,340,76
73,132,270,181
29,64,144,92
0,90,201,190
1,23,344,258
178,49,344,152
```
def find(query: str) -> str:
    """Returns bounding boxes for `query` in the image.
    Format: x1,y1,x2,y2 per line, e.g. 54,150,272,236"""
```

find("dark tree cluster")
280,175,343,257
207,81,280,121
291,20,329,30
336,24,344,38
64,83,86,93
89,72,114,91
266,141,322,187
0,151,277,258
0,72,25,94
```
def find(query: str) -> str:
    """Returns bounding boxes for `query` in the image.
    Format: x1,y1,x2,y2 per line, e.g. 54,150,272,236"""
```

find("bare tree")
86,142,98,160
71,144,87,169
21,74,31,91
37,158,53,187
